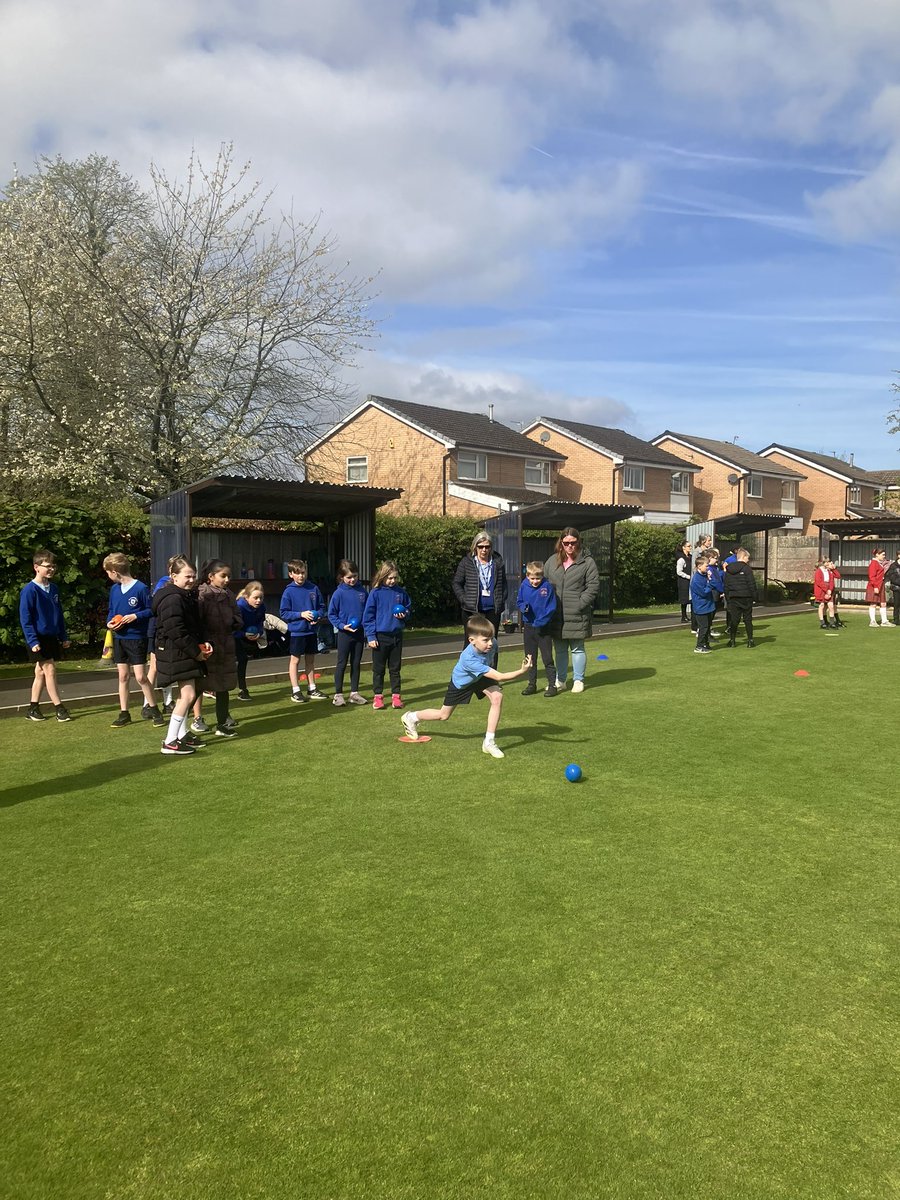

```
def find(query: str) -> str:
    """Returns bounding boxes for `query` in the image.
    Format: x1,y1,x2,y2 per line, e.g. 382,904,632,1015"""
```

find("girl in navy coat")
235,580,266,700
327,560,369,707
364,561,412,710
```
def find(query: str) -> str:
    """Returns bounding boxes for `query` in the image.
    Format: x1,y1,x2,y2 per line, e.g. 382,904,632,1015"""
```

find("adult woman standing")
544,528,599,694
452,531,508,666
675,539,692,624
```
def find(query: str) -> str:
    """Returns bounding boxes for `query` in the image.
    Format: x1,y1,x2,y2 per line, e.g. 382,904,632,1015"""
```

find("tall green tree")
0,147,375,499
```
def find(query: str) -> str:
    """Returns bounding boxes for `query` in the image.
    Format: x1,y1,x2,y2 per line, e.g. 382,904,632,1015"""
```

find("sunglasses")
561,538,578,545
476,543,491,549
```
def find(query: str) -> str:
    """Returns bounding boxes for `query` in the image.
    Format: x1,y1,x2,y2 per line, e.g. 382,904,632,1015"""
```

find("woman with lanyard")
543,527,599,694
675,539,692,625
452,531,508,668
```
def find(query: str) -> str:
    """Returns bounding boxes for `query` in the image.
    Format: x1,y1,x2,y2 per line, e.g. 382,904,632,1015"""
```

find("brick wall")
655,439,741,519
524,424,615,502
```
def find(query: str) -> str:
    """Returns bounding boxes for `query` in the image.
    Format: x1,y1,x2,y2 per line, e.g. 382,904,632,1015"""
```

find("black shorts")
113,637,149,666
289,634,316,657
443,675,494,707
29,636,62,663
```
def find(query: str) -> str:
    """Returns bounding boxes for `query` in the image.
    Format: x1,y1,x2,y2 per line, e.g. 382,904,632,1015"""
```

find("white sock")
484,732,495,744
163,686,174,705
881,607,889,624
166,714,185,743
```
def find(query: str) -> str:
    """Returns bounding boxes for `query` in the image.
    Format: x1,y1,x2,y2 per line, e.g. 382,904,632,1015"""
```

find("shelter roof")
813,515,900,537
710,512,793,536
150,476,402,521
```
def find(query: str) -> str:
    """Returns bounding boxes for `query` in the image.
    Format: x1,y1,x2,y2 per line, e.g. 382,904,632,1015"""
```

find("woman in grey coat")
543,528,599,694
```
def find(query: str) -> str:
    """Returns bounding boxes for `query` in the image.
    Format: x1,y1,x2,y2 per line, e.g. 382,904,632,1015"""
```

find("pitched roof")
758,444,884,486
525,418,696,469
368,396,566,460
867,469,900,486
655,432,805,478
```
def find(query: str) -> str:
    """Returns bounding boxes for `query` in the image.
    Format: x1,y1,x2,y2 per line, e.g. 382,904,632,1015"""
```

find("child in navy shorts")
103,552,164,728
19,548,72,722
280,558,327,702
401,613,531,758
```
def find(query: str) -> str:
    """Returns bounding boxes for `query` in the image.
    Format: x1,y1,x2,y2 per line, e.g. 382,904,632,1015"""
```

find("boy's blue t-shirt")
451,643,493,689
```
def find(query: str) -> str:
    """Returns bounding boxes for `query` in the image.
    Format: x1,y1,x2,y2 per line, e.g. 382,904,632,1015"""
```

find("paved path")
0,605,812,718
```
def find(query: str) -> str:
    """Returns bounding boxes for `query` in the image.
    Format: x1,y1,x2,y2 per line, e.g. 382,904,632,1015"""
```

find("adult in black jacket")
452,531,508,667
723,547,758,647
151,555,209,754
675,540,692,624
885,552,900,625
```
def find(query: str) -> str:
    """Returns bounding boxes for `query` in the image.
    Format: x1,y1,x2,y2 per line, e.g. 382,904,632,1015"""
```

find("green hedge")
612,523,687,607
0,499,149,655
374,514,480,623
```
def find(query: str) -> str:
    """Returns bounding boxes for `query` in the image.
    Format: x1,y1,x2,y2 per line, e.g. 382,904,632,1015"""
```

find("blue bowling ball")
392,604,408,618
565,763,583,783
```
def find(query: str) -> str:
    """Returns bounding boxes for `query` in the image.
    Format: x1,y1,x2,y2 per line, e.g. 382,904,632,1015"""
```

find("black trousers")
462,608,501,668
726,598,754,641
523,625,556,687
334,630,365,694
372,631,403,695
235,638,253,690
695,612,711,649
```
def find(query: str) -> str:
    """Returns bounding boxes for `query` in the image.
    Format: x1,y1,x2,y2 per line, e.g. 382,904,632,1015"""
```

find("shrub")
374,514,480,623
612,523,687,607
0,498,149,654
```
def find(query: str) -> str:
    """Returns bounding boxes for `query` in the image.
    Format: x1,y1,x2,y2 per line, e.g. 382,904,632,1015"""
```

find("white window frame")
623,465,645,492
524,459,550,487
457,450,488,482
746,475,763,498
849,485,861,504
781,480,796,501
670,471,690,494
346,455,368,483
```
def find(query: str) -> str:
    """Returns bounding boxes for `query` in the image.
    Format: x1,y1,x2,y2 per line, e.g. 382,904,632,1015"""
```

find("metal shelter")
484,500,642,622
148,476,402,583
686,512,791,591
812,516,900,603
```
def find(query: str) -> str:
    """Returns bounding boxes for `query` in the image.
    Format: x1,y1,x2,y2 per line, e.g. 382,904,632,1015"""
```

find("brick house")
521,417,698,522
757,445,890,534
301,396,566,519
651,432,805,525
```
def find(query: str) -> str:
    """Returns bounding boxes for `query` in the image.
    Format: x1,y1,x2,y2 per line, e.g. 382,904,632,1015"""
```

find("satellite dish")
727,473,740,485
539,431,551,443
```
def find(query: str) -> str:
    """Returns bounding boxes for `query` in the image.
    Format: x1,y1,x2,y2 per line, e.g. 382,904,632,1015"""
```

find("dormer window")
458,451,488,481
746,475,763,498
525,459,550,487
849,485,861,504
623,465,645,492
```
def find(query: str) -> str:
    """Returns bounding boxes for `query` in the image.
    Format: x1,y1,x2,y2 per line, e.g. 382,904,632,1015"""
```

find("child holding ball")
327,560,369,707
364,561,412,710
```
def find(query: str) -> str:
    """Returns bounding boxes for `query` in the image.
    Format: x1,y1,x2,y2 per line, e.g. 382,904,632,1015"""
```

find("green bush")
612,523,687,607
374,514,480,623
0,498,149,655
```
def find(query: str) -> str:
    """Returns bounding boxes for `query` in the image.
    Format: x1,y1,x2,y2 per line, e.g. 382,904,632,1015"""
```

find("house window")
782,481,796,501
746,475,763,498
525,459,550,487
849,485,861,504
346,456,368,483
670,471,690,494
458,451,488,481
623,465,645,492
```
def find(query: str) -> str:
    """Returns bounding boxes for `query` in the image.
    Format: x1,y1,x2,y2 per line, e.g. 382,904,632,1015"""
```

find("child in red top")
866,549,890,627
813,558,838,629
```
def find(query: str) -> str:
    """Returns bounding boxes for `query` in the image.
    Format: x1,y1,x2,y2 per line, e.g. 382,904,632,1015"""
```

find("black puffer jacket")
151,583,205,685
724,560,758,600
452,552,508,614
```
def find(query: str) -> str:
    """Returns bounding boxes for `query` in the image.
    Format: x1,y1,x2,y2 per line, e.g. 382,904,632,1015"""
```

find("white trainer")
555,680,567,692
571,680,585,694
482,740,504,758
401,712,419,740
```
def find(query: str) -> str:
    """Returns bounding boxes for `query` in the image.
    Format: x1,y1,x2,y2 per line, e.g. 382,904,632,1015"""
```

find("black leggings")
334,630,364,694
215,690,230,726
235,638,253,690
372,631,403,695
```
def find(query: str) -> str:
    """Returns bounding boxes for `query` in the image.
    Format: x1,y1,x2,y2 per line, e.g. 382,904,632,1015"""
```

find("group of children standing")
684,540,759,653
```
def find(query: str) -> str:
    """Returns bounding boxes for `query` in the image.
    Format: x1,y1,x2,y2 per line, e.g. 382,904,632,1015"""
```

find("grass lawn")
2,613,897,1199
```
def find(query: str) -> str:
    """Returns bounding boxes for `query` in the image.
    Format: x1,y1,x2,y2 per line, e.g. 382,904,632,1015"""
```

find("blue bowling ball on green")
565,763,583,783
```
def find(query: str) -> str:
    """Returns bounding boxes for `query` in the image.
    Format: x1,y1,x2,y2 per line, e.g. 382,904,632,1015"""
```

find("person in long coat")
675,539,692,624
452,530,508,668
543,527,599,694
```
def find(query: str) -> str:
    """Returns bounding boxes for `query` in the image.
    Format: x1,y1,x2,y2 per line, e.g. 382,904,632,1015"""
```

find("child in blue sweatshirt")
515,561,558,697
328,560,369,707
235,580,266,700
280,559,327,702
363,561,412,710
19,548,71,722
690,554,716,654
103,551,162,728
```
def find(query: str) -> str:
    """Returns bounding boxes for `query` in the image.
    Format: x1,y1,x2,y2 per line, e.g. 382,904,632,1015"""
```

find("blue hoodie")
280,579,324,635
236,596,267,639
515,577,557,628
689,569,716,615
363,586,412,639
328,581,368,631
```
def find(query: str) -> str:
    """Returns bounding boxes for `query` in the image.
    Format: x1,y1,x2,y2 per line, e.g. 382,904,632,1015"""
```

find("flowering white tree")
0,147,375,498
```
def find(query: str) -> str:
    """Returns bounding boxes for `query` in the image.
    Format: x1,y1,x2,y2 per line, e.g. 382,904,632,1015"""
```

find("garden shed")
813,516,900,603
148,476,402,598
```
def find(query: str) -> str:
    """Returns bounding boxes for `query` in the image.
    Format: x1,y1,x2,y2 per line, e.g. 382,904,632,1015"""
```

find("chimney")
488,404,494,423
849,453,854,466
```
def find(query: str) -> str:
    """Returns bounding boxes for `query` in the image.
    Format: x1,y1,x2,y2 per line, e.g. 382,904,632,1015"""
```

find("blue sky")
2,0,900,465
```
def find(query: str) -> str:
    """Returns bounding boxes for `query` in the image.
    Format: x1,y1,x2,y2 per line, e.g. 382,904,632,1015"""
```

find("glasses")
476,543,491,549
561,538,578,546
